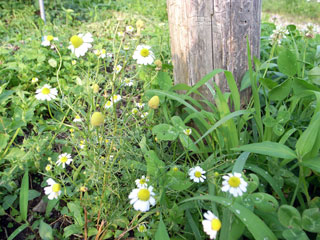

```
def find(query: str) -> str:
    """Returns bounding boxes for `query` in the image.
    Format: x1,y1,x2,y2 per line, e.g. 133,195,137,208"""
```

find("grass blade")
20,168,29,222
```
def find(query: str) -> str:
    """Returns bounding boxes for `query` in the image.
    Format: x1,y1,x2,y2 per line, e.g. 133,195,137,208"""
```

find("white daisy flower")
45,164,52,171
184,128,192,136
126,26,134,32
73,115,82,122
105,100,113,109
115,65,122,74
56,153,73,168
135,175,149,188
135,102,145,109
68,33,93,58
44,178,62,200
111,94,122,103
137,224,147,233
221,172,248,197
129,186,156,212
41,35,58,47
189,166,206,183
72,60,77,65
202,211,221,239
133,45,155,65
31,77,38,84
123,78,134,86
35,84,58,101
107,52,113,58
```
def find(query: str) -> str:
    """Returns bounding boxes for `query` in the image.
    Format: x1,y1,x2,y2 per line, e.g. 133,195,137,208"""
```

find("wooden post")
167,0,262,106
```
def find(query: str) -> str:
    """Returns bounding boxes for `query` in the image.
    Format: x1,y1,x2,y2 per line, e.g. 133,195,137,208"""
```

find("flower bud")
148,96,160,109
90,112,104,126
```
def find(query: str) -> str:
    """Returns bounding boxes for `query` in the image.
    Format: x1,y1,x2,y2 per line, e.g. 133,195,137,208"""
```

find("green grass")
262,0,320,23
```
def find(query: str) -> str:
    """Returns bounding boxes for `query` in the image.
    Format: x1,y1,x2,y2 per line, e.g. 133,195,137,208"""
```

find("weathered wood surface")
167,0,262,106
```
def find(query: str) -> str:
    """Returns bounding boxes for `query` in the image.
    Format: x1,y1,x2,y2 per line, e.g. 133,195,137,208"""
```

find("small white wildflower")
129,186,156,212
126,26,134,32
135,176,149,188
56,153,73,168
111,94,122,103
133,45,155,65
68,33,93,58
44,178,61,200
105,100,113,109
115,65,122,74
184,128,192,136
189,166,206,183
31,77,38,84
41,35,58,47
202,211,221,239
221,172,248,197
35,84,58,101
137,223,147,233
135,102,145,109
73,115,82,122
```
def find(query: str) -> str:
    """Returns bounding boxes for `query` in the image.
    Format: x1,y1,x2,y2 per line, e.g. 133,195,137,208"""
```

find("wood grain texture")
167,0,262,106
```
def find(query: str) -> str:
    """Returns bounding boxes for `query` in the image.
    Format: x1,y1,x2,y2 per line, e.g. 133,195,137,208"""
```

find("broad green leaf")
182,195,277,240
28,190,40,201
246,164,287,204
167,170,192,191
302,208,320,233
292,78,320,95
309,66,320,85
63,224,82,238
145,150,165,177
45,198,58,217
179,134,199,153
155,219,170,240
39,220,53,240
0,133,10,151
260,78,278,90
233,141,296,159
232,152,250,173
273,123,285,136
67,202,83,226
157,71,172,90
278,205,301,229
20,168,29,221
296,112,320,158
269,78,292,101
3,195,17,210
7,223,28,240
250,193,279,212
278,49,298,77
300,157,320,173
152,124,179,141
282,229,309,240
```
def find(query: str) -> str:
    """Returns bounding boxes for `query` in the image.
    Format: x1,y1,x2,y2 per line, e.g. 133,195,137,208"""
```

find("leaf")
250,193,279,212
155,219,170,240
0,133,10,151
7,223,28,240
296,112,320,158
185,210,202,240
145,150,165,177
309,66,320,85
39,220,53,240
302,208,320,233
179,133,199,153
157,71,172,90
3,195,17,210
232,152,250,173
167,170,192,191
292,78,320,95
282,229,309,240
260,78,278,90
278,205,302,230
152,124,179,141
182,195,277,240
269,78,292,101
277,49,298,77
300,157,320,173
67,202,83,226
246,164,287,204
233,141,296,159
45,198,58,217
20,168,29,221
63,224,82,238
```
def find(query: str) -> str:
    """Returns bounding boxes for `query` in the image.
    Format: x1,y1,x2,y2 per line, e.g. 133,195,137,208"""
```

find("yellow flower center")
47,35,54,41
194,171,202,178
211,218,221,231
139,179,146,185
70,35,83,48
140,48,149,57
138,225,146,232
173,167,178,172
45,165,52,171
41,87,50,95
60,156,68,163
228,176,241,187
52,183,61,192
101,49,106,54
137,189,150,201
